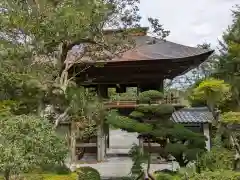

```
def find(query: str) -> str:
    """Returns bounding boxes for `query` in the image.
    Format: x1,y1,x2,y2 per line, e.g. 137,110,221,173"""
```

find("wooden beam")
97,124,105,162
76,143,97,147
79,65,189,75
79,77,169,85
70,122,77,163
76,66,190,84
74,57,197,69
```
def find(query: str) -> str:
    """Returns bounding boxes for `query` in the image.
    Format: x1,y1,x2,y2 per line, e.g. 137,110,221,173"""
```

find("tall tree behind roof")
215,5,240,109
0,0,169,125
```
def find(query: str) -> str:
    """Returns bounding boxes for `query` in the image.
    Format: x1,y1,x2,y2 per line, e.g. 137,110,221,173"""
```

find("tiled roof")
111,36,214,62
171,107,213,123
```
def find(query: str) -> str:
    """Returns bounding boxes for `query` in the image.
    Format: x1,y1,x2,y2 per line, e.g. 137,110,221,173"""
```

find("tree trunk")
135,172,144,180
174,153,186,167
207,102,218,125
146,141,155,180
4,169,10,180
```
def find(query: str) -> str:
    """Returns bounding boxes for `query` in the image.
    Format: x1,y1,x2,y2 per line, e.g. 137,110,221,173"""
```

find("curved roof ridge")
111,35,214,62
154,37,210,52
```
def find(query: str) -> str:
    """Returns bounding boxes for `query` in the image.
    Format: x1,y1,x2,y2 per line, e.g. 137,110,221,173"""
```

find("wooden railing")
164,93,181,104
104,94,182,108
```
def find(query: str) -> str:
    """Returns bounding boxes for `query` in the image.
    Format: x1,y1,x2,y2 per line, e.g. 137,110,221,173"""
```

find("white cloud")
192,24,213,37
139,0,239,47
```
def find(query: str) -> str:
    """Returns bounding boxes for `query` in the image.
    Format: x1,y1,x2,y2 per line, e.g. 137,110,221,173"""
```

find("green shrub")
75,167,101,180
188,171,240,180
40,164,71,175
138,90,164,103
0,174,77,180
42,173,77,180
155,173,181,180
120,177,133,180
198,148,234,171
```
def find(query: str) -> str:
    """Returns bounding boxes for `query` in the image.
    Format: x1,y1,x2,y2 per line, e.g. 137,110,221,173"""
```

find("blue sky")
139,0,239,48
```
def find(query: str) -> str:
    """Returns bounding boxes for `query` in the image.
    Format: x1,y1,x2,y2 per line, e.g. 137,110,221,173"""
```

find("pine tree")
215,5,240,110
106,90,206,177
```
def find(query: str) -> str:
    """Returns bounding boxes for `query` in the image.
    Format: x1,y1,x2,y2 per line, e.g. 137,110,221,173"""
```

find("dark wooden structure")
72,28,213,87
68,27,214,162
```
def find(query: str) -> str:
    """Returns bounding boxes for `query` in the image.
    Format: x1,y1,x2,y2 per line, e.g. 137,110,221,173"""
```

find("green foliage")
214,5,240,110
106,90,206,167
0,73,46,115
0,173,78,180
155,173,181,180
136,104,174,117
106,110,152,133
129,111,144,119
187,78,207,107
42,173,77,180
75,167,101,180
188,170,240,180
109,88,138,101
0,114,68,178
0,0,169,131
38,164,71,175
191,78,231,109
66,87,105,128
198,147,234,171
128,144,148,176
221,111,240,124
23,173,77,180
139,90,164,103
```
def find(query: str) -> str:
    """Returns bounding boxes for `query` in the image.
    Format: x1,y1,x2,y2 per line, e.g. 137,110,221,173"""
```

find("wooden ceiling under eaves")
72,28,214,86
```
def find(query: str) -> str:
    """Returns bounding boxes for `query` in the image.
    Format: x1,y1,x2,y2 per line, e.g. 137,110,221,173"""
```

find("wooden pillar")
97,124,105,161
104,123,110,149
139,136,144,154
97,84,108,161
70,122,77,163
97,84,108,99
203,123,211,151
107,124,110,148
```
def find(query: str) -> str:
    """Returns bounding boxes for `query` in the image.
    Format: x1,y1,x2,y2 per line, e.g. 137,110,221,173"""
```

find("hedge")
155,173,182,180
0,166,101,180
0,174,77,180
188,171,240,180
156,170,240,180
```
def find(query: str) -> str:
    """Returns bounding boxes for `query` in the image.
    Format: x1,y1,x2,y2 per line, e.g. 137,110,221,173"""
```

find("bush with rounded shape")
75,167,101,180
0,115,68,180
139,90,164,103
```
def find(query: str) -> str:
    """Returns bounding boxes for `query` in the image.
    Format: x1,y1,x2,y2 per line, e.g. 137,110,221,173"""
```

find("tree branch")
59,38,110,76
54,107,70,129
